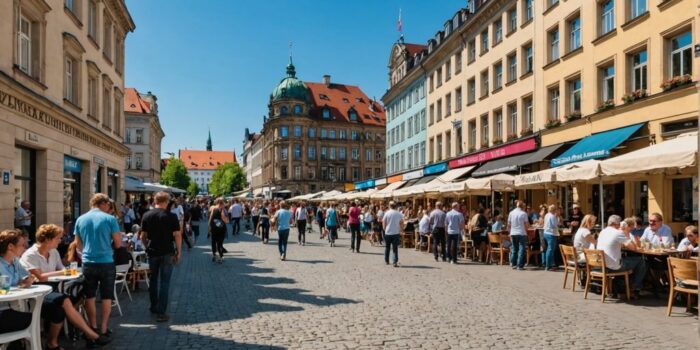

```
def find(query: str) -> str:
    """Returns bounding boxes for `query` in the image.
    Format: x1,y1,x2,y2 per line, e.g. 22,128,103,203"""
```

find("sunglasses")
648,219,659,223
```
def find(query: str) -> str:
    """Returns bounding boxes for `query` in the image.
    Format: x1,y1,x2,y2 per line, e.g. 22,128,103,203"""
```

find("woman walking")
251,202,260,236
543,204,560,271
348,201,362,253
259,201,271,244
273,201,292,260
208,198,228,263
325,203,339,247
296,202,308,245
316,203,326,239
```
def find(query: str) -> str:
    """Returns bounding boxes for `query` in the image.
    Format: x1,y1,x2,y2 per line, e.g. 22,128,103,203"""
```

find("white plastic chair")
130,251,150,289
113,262,132,316
0,293,47,350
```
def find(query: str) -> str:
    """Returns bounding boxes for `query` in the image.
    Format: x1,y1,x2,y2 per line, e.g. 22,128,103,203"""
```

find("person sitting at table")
573,214,597,263
640,212,674,246
568,204,583,237
491,215,504,233
629,216,645,238
0,229,33,335
17,224,111,349
597,216,646,297
677,225,699,254
65,239,82,266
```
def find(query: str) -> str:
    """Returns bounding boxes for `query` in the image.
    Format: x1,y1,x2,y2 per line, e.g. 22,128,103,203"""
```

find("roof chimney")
323,75,331,86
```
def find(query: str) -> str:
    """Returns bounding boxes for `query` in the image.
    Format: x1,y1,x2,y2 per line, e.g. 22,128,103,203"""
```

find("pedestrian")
418,209,430,251
260,201,271,243
15,199,34,243
348,201,362,253
507,201,530,270
188,201,202,244
362,205,374,244
229,199,243,236
140,192,182,322
382,201,404,267
251,202,260,236
208,198,228,262
123,203,135,233
429,202,447,262
445,202,465,264
326,203,339,247
469,207,489,263
543,204,560,271
316,203,326,239
273,200,292,260
73,193,121,338
296,202,308,245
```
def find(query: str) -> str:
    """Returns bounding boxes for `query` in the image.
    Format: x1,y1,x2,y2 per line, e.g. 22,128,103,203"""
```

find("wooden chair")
400,231,415,248
560,245,582,291
666,257,699,316
487,232,509,265
462,235,474,260
526,230,541,266
582,249,631,302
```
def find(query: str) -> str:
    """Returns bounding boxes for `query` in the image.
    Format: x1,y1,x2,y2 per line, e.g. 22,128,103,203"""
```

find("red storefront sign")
448,137,538,169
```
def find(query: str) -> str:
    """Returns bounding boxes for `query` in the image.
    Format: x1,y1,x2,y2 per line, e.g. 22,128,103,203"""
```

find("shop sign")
344,183,355,191
64,155,82,173
25,131,39,143
449,137,537,169
2,170,9,185
93,157,105,166
374,178,387,186
387,174,403,183
355,179,375,190
423,162,448,176
402,169,423,180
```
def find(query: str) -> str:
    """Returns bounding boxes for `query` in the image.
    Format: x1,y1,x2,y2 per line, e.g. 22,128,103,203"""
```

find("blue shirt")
492,221,504,232
429,209,446,230
326,208,338,227
543,213,559,236
0,257,29,286
445,210,465,235
274,209,292,231
74,208,120,263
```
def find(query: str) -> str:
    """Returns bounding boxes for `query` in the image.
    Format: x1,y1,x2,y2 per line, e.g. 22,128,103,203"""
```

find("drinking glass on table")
0,275,10,294
70,262,78,276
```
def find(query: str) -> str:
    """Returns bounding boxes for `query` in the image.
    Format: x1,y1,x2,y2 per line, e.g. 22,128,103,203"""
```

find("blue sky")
124,0,465,157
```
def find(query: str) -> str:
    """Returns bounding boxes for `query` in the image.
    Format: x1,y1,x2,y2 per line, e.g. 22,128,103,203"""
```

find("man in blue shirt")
429,202,447,262
74,193,121,337
273,201,293,260
445,202,465,264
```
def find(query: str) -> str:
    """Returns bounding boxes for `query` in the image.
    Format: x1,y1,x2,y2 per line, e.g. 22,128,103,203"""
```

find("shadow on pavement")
282,259,333,264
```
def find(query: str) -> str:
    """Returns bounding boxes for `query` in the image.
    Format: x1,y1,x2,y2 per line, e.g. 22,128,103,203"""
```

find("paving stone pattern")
93,222,697,349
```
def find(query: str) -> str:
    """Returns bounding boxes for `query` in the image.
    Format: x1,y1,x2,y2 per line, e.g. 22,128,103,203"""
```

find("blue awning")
551,123,644,167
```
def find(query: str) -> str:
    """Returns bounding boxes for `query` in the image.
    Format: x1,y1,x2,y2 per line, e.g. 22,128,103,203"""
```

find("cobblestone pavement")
75,223,697,349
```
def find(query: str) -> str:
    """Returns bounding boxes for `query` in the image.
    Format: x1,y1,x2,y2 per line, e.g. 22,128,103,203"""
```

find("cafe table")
0,284,52,350
48,270,83,293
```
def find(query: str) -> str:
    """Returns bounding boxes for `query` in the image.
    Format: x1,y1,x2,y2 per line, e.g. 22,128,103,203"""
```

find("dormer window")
322,108,330,119
319,94,329,100
280,106,288,115
342,98,349,103
355,97,364,103
293,104,302,114
349,109,358,121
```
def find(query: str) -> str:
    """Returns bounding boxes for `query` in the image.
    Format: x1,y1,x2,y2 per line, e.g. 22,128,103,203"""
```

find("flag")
397,8,402,33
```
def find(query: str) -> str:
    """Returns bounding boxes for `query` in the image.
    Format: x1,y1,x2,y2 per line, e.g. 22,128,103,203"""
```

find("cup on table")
69,262,78,276
0,275,11,294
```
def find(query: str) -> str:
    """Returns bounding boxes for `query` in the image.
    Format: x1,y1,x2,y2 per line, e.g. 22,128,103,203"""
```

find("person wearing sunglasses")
640,212,674,246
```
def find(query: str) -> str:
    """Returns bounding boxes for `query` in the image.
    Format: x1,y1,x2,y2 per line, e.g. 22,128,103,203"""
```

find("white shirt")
383,209,404,235
597,226,631,270
124,208,135,223
544,213,559,236
171,205,184,221
677,238,699,252
419,215,430,234
363,213,374,223
295,207,308,221
230,203,243,218
507,208,529,236
641,224,674,245
377,210,385,222
445,209,465,235
15,207,30,226
20,245,64,273
573,227,593,259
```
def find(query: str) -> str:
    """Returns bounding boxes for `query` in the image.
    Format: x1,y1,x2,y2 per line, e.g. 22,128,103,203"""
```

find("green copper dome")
271,57,309,102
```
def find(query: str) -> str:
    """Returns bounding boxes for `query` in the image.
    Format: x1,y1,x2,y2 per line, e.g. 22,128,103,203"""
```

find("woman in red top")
348,201,362,253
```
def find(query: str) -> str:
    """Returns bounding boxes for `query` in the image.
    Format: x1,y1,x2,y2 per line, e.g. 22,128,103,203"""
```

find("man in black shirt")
568,204,583,236
141,192,182,322
188,201,202,243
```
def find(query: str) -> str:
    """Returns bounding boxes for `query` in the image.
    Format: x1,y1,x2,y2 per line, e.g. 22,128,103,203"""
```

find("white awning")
345,188,378,200
436,167,474,182
370,181,406,199
464,173,515,195
553,160,602,183
514,167,559,189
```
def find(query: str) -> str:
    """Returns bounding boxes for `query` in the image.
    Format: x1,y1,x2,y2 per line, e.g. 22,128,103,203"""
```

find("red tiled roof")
404,43,427,57
124,88,151,114
178,150,237,170
305,82,386,126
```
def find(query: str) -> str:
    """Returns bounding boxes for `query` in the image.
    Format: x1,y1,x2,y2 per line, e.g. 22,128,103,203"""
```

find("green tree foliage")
187,180,200,197
160,158,191,190
208,162,246,196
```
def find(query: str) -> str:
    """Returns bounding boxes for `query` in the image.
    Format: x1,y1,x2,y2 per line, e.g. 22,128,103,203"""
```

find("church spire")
206,129,212,151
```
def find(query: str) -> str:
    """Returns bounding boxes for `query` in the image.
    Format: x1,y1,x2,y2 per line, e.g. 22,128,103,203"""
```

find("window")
672,178,693,222
365,168,372,180
280,106,288,115
351,130,359,140
508,8,517,33
549,87,560,120
436,68,442,87
524,0,533,22
631,50,647,91
293,125,302,137
113,91,121,136
349,110,358,121
320,147,327,160
455,125,463,155
64,57,77,104
103,13,113,61
601,1,614,35
293,105,302,114
338,167,346,181
629,0,647,20
375,168,381,178
480,30,489,54
601,65,615,102
549,28,560,61
421,109,427,130
17,14,33,75
329,129,336,139
87,74,98,118
281,166,288,180
494,110,503,141
494,62,503,90
481,115,489,146
445,131,452,158
445,58,451,81
455,87,462,112
429,104,435,125
320,128,327,139
352,148,360,160
429,138,434,162
436,135,443,161
339,129,346,139
294,144,302,160
135,129,143,143
308,127,316,138
445,94,452,116
468,39,476,62
420,142,426,164
507,54,517,82
329,147,336,160
569,16,581,52
307,146,316,160
480,70,489,97
294,166,301,180
103,85,112,129
508,104,518,135
280,126,289,138
670,31,692,77
468,78,476,104
493,20,503,44
280,147,288,160
437,99,443,121
455,52,462,74
322,108,330,119
88,1,97,41
407,116,413,136
366,149,372,161
523,44,533,73
135,153,143,169
523,96,533,131
352,167,360,181
569,78,582,114
548,0,559,8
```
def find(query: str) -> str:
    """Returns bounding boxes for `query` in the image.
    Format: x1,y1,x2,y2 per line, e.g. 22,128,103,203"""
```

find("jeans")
610,255,647,290
297,220,306,243
149,254,174,315
432,228,446,260
211,230,225,257
349,223,361,251
544,234,558,269
327,226,337,243
447,234,460,262
261,222,270,241
384,234,400,264
278,229,290,255
509,235,528,268
252,216,260,235
231,217,241,235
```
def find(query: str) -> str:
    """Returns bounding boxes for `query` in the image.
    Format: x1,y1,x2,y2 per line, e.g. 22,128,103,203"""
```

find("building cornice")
105,0,136,33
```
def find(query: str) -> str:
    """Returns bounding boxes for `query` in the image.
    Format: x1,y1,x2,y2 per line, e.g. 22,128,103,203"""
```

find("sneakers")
392,262,399,268
86,335,112,348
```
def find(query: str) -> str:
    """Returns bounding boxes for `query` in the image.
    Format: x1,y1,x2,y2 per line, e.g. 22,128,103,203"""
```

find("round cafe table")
0,284,52,350
48,270,83,293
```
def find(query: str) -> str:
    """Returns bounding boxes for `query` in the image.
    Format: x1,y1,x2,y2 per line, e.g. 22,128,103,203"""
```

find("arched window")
322,108,330,119
280,106,288,115
349,109,358,121
293,105,302,114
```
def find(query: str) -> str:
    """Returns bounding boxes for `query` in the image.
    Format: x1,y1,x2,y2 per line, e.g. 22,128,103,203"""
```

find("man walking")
429,202,447,262
445,202,465,264
229,199,243,236
123,203,135,233
348,201,362,253
507,201,530,270
296,202,308,245
74,194,121,337
382,201,404,267
141,192,182,322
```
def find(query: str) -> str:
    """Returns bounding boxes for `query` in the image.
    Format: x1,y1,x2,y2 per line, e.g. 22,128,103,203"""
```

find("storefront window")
108,169,119,201
631,181,648,223
672,177,694,222
63,156,82,235
13,147,35,232
592,183,625,224
93,166,103,194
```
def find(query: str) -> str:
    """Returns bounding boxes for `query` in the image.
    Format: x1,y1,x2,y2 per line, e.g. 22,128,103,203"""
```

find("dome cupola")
271,56,309,102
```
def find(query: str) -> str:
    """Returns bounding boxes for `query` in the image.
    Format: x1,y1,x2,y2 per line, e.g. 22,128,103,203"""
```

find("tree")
160,158,191,190
187,180,199,197
208,162,246,197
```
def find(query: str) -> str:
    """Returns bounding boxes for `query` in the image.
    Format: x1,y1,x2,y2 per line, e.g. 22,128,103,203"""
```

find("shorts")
41,292,68,323
82,262,116,300
471,231,487,246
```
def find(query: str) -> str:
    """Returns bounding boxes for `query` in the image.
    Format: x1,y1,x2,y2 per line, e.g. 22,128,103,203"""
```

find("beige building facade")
124,88,164,183
0,0,135,233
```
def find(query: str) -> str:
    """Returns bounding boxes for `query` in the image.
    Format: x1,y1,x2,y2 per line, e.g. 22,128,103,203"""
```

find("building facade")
241,128,263,194
179,146,236,194
382,41,428,176
0,0,134,232
124,88,164,183
260,59,386,197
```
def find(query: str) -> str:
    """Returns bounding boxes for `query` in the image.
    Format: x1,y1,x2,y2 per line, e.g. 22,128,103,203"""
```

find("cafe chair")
582,249,631,302
113,261,133,316
666,257,699,316
130,251,150,290
560,245,582,291
0,295,47,350
487,232,509,265
525,233,541,266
